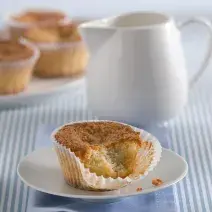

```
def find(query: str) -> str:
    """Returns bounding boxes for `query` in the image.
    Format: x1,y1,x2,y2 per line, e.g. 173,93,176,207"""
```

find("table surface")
1,26,212,212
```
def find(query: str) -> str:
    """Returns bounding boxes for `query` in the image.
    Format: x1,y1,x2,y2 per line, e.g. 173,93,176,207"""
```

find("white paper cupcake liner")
27,39,88,78
51,120,162,191
0,38,40,69
31,40,86,51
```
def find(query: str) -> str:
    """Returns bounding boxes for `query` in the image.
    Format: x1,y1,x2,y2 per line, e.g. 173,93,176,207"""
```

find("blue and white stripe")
1,83,212,212
168,88,212,212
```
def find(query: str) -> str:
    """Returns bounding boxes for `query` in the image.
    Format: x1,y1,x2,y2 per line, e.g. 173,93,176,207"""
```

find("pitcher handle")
178,17,212,88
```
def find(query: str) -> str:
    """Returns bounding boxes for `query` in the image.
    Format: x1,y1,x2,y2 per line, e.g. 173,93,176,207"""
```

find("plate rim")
0,76,85,101
17,147,188,200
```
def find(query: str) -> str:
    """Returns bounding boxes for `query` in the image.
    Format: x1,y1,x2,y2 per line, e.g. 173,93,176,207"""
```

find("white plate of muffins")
0,9,88,108
17,121,188,203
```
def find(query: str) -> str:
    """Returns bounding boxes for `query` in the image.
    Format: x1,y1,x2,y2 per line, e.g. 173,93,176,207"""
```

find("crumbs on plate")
136,187,142,192
152,178,163,186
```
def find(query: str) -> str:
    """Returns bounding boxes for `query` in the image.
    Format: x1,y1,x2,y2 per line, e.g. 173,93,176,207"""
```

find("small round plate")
0,76,85,108
17,147,188,202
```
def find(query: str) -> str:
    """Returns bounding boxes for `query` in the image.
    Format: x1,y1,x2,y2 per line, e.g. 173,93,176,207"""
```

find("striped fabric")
169,88,212,212
0,81,212,212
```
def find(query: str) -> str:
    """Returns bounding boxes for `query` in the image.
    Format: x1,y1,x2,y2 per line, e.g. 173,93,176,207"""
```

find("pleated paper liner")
0,38,40,94
52,120,162,191
31,41,88,78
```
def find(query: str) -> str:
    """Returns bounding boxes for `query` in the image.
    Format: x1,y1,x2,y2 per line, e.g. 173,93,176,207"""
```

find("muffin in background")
23,22,88,78
7,9,66,40
0,39,39,95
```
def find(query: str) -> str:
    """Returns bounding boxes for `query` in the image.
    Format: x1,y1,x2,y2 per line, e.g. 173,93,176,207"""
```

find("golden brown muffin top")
0,40,34,62
54,121,142,160
11,10,66,24
24,22,81,43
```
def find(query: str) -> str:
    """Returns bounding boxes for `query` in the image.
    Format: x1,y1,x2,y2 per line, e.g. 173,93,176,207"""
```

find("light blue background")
1,0,212,18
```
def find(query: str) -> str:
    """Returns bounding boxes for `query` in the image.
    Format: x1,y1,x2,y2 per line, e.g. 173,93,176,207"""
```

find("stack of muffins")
0,9,88,95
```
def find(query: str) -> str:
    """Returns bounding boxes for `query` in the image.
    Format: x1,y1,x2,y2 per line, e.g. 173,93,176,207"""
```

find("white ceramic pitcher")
79,12,212,126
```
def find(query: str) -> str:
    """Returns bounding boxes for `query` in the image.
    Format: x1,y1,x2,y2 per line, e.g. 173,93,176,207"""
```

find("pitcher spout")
78,20,116,55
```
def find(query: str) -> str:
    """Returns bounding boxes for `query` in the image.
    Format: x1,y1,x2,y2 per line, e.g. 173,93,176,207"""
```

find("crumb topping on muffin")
54,121,143,178
54,122,141,152
0,40,34,61
24,22,81,43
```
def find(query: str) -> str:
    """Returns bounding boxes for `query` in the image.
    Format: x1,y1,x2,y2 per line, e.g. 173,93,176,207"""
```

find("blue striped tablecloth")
1,29,212,212
0,81,212,212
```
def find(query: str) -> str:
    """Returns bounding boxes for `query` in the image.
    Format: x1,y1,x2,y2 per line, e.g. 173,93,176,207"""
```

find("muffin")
52,121,162,191
0,39,39,95
23,22,88,78
7,10,66,40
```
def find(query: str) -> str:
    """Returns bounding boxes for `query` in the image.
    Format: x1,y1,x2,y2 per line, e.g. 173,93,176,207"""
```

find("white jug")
79,12,212,126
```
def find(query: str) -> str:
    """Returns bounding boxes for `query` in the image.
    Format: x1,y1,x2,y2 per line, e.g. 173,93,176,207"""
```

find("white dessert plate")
0,76,85,108
17,147,188,202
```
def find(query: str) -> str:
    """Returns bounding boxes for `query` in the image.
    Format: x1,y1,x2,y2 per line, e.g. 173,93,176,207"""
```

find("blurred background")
0,0,211,102
1,0,212,18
